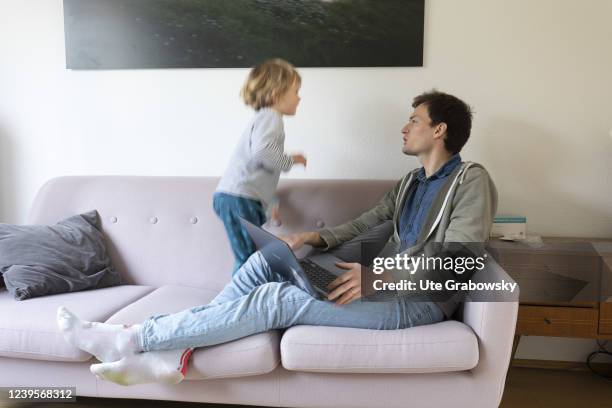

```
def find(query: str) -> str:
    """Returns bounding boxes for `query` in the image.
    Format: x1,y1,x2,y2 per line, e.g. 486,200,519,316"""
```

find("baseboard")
512,358,612,372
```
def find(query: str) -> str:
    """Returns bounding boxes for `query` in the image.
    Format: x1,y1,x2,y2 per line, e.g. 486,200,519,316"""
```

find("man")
57,90,497,385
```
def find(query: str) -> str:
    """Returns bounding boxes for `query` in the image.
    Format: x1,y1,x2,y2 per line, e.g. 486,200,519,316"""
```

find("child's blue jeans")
213,192,266,274
137,251,445,352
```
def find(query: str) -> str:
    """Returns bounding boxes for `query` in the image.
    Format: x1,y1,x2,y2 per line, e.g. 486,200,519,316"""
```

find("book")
491,215,527,239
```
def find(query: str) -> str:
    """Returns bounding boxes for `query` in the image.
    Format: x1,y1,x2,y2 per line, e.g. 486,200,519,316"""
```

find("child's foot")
90,348,194,386
57,306,141,362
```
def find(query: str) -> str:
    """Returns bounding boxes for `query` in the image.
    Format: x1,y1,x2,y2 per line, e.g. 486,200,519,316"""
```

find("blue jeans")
138,252,445,352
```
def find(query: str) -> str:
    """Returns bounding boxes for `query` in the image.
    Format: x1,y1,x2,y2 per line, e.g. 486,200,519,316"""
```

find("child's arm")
251,113,303,172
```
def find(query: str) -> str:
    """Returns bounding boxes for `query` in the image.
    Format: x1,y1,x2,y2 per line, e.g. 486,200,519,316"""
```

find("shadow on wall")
0,125,16,223
480,117,608,236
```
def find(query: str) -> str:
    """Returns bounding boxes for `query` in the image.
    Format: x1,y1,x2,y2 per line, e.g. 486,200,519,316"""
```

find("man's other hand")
279,231,323,251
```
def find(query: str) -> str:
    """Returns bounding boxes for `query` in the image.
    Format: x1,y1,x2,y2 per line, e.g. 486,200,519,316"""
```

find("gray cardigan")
319,162,498,317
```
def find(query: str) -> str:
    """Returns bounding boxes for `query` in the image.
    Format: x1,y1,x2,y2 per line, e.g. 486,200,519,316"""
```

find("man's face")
401,103,439,156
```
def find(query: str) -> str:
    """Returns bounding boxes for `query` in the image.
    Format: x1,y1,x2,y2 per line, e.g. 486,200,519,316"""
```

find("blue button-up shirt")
398,154,462,251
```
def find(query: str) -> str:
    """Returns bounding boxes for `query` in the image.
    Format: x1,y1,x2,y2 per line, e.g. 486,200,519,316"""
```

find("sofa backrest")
29,176,395,291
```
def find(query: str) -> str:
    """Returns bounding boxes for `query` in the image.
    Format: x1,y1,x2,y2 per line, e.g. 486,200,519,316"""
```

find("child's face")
274,82,301,116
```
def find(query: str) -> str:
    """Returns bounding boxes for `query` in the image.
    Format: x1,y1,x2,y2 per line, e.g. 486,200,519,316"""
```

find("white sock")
57,306,141,363
90,348,194,386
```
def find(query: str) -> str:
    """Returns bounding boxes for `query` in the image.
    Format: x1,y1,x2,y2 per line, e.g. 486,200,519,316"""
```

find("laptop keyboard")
299,259,337,292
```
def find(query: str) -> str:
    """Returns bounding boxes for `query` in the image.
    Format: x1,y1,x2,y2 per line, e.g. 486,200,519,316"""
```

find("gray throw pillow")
0,210,121,300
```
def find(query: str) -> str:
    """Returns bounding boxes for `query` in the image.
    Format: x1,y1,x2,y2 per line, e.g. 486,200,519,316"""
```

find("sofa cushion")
105,285,281,380
280,320,479,373
0,285,154,362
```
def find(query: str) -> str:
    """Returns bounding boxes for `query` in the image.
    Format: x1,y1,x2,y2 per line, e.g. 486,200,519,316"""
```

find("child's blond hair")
241,59,301,111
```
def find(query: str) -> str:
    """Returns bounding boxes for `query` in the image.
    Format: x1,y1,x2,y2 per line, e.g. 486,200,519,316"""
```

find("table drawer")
599,302,612,335
517,306,598,337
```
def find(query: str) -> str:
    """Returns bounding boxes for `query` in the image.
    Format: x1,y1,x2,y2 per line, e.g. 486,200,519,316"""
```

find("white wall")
1,0,611,361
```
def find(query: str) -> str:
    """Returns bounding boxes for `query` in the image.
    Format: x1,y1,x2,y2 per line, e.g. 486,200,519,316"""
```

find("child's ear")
270,90,281,105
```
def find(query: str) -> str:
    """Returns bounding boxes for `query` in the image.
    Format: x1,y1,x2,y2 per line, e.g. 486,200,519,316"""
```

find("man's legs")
85,287,442,385
59,228,445,384
138,280,443,352
61,230,444,356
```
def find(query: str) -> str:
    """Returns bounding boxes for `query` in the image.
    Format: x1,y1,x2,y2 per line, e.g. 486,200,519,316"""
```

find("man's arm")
281,179,403,251
316,179,403,250
444,166,497,243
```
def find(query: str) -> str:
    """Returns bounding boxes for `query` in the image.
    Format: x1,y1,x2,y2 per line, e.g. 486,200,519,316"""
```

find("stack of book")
491,215,527,239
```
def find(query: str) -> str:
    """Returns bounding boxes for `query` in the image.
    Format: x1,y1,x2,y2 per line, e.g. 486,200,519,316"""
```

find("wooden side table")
487,237,612,360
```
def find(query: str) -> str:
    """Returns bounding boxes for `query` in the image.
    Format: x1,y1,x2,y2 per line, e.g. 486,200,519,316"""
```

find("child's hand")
291,154,307,168
271,204,281,226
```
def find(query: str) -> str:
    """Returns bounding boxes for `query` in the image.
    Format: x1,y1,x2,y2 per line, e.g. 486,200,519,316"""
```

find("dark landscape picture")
63,0,424,69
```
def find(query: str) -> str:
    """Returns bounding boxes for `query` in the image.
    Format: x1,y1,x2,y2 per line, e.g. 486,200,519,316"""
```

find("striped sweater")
216,108,294,209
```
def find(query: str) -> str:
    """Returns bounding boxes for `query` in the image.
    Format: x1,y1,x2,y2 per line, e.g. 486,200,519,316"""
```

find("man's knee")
241,251,268,271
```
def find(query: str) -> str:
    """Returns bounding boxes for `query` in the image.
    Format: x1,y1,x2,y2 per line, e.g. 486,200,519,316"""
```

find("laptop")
240,218,346,299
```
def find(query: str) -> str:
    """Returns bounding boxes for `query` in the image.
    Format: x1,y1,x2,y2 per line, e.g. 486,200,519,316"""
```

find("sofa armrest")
460,255,519,404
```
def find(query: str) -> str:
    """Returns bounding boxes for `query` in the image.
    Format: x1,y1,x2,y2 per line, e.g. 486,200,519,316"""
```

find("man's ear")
433,122,448,139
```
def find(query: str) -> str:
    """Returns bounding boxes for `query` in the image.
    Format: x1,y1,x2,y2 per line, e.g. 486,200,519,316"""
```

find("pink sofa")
0,176,518,407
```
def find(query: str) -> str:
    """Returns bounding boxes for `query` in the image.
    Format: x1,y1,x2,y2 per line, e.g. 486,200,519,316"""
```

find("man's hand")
327,262,362,305
279,231,323,251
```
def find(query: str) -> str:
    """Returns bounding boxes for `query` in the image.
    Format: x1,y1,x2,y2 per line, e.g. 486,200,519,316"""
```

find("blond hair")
241,59,301,111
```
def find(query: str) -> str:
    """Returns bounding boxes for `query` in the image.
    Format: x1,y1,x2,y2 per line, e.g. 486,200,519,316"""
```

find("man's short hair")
412,90,473,154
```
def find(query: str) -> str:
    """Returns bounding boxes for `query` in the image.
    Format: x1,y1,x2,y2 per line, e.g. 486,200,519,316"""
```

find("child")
214,59,307,274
